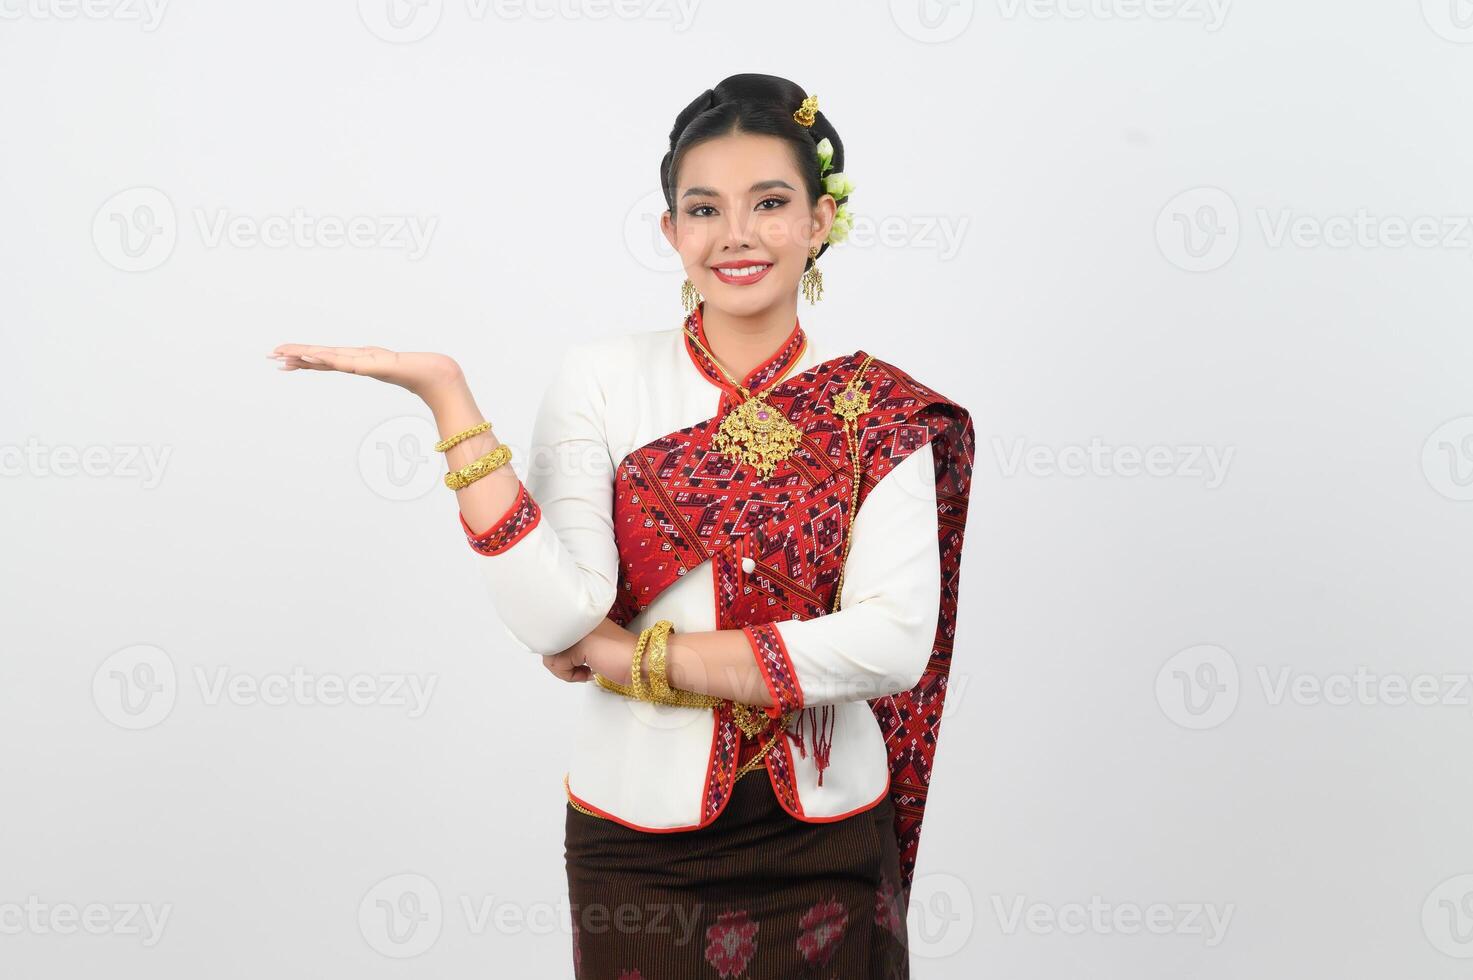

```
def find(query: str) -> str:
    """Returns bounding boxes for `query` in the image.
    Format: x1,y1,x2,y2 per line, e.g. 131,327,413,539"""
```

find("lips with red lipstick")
710,260,773,286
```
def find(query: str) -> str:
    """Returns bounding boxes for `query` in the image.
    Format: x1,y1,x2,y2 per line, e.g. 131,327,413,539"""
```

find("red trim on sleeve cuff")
743,622,804,718
459,481,541,555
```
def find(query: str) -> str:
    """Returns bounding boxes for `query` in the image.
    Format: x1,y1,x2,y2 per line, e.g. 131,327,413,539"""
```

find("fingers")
270,343,369,358
267,345,380,375
542,651,591,683
272,354,332,371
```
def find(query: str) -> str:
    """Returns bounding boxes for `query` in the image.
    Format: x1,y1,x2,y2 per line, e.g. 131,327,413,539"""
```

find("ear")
809,194,839,249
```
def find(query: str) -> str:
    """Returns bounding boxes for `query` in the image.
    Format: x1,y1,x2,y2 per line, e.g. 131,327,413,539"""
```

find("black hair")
660,73,846,267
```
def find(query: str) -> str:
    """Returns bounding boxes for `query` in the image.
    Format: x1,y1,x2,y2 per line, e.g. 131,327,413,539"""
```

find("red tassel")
784,706,835,786
786,710,806,758
812,705,834,786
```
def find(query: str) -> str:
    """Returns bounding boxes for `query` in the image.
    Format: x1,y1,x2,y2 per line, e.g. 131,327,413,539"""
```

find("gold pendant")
831,384,869,422
711,393,802,480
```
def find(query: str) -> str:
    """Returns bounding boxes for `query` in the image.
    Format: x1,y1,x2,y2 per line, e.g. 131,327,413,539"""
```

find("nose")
719,209,756,251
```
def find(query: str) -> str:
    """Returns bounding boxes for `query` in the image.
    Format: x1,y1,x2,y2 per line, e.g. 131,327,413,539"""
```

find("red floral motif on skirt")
704,908,759,977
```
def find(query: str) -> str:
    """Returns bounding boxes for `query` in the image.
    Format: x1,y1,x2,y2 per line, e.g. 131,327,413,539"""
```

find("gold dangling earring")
681,277,702,314
800,246,824,304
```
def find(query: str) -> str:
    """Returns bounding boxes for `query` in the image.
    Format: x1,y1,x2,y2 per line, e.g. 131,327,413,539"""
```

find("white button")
740,557,756,574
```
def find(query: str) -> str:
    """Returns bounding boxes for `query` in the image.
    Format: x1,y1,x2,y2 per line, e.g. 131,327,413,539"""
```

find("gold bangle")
434,421,492,453
593,620,722,709
646,620,676,700
629,624,653,701
444,444,512,490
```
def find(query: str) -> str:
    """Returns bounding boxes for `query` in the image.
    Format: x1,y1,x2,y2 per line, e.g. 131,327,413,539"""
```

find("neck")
700,300,800,383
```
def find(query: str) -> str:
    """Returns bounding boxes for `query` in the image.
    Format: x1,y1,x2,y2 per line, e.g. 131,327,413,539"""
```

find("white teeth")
717,264,769,278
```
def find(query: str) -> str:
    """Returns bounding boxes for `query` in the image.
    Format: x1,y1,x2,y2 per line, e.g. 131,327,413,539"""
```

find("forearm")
425,376,520,533
661,628,776,708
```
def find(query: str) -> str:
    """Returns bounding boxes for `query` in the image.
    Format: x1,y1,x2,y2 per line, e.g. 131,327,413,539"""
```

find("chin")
708,282,783,314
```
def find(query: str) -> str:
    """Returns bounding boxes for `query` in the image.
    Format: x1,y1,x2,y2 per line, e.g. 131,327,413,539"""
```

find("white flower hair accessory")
816,139,854,246
794,94,855,247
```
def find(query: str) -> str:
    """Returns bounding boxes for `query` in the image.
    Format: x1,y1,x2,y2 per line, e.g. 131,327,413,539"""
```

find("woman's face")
662,132,836,319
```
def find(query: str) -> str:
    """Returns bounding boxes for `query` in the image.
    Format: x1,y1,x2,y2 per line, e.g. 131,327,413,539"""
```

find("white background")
3,1,1472,977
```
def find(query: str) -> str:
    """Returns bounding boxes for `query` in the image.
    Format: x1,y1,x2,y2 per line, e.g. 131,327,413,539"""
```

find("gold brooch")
711,394,803,481
831,382,869,422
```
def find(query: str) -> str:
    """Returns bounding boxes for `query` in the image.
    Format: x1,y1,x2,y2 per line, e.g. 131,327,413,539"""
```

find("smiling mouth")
711,263,772,280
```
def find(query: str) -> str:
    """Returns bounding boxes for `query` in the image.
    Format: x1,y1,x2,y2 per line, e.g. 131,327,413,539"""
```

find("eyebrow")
681,180,797,200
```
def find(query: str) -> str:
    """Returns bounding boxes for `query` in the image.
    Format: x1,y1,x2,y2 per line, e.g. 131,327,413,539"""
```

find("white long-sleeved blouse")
459,319,941,832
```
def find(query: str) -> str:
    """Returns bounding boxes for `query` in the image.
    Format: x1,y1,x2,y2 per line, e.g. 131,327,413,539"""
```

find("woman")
270,73,975,979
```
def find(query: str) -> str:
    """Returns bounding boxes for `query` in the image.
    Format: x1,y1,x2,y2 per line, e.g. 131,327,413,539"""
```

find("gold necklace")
685,320,806,480
828,353,875,611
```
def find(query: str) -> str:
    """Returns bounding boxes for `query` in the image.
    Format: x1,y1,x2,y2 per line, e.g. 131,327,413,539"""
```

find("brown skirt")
564,766,910,979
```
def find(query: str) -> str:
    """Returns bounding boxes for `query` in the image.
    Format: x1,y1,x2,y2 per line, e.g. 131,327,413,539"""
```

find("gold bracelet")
593,620,721,708
589,619,785,737
646,620,676,700
629,623,653,701
434,421,492,453
444,444,512,490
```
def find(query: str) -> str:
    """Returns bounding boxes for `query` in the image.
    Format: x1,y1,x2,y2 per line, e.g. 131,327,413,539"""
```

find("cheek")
756,212,811,256
672,225,715,264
